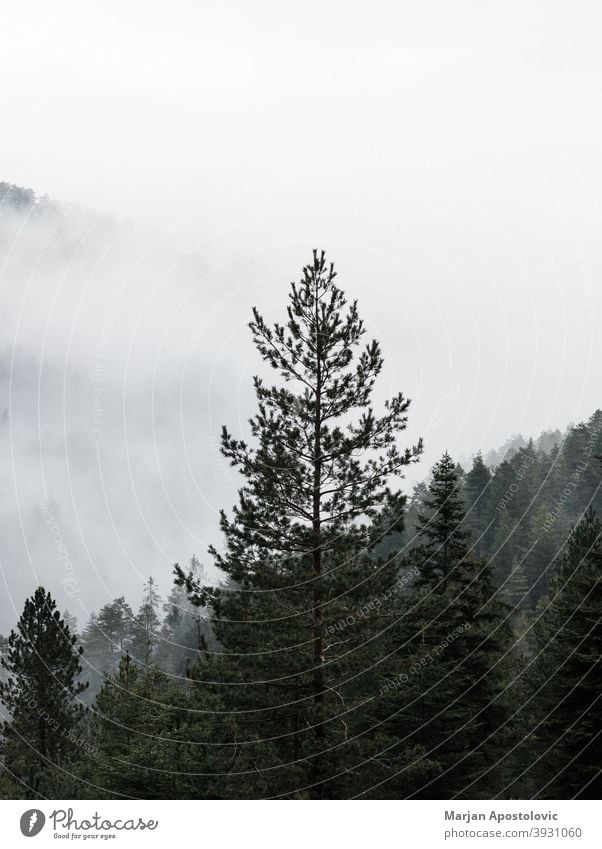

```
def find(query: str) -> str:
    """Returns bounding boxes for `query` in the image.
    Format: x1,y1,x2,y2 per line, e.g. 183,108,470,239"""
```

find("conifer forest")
0,219,600,799
1,5,601,815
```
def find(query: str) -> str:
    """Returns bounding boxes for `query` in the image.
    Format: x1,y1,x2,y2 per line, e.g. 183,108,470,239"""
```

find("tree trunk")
312,283,325,797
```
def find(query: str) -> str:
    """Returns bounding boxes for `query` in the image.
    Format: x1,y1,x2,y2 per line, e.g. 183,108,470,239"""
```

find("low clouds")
1,2,601,628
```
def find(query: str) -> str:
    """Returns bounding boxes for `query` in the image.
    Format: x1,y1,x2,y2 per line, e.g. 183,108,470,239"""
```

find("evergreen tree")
176,250,422,798
61,610,78,638
525,509,602,798
556,416,602,517
91,654,178,797
414,452,470,587
489,504,519,589
523,502,567,607
83,597,134,663
80,596,135,700
90,652,229,799
501,555,532,610
131,577,162,666
508,440,540,521
374,455,514,799
158,557,210,676
463,452,492,558
0,587,87,796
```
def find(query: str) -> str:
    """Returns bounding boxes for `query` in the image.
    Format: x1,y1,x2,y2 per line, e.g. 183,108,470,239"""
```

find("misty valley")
0,183,600,801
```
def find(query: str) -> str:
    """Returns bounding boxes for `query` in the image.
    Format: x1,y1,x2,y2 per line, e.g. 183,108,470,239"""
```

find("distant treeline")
390,408,602,612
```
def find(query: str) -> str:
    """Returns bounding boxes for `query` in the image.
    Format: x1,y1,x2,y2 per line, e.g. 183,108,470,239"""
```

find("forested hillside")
0,180,241,618
0,251,599,800
391,411,602,611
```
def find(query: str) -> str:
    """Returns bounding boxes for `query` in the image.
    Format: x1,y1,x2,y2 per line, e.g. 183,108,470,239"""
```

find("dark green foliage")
372,454,514,799
520,509,602,799
91,654,181,798
0,229,600,801
414,452,470,587
399,411,602,614
463,452,492,558
89,652,231,799
176,250,422,798
0,418,599,800
0,587,88,797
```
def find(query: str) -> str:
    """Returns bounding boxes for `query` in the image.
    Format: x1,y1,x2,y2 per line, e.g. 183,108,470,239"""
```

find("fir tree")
526,509,602,798
91,653,179,798
158,557,210,676
463,452,492,558
489,503,519,589
61,610,78,636
0,587,87,796
83,597,134,664
80,596,135,699
374,455,514,799
131,578,162,666
415,452,470,587
90,652,228,799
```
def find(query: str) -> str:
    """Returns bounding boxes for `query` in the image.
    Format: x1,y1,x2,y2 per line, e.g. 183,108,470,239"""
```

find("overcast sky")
1,1,601,628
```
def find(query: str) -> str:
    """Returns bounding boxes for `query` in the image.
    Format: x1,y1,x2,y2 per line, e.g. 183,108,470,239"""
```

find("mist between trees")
0,250,600,801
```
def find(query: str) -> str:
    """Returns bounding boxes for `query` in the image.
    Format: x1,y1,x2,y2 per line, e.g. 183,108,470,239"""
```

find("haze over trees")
0,250,600,800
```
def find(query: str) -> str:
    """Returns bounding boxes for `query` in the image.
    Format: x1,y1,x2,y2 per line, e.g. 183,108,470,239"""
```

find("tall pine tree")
176,250,422,798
